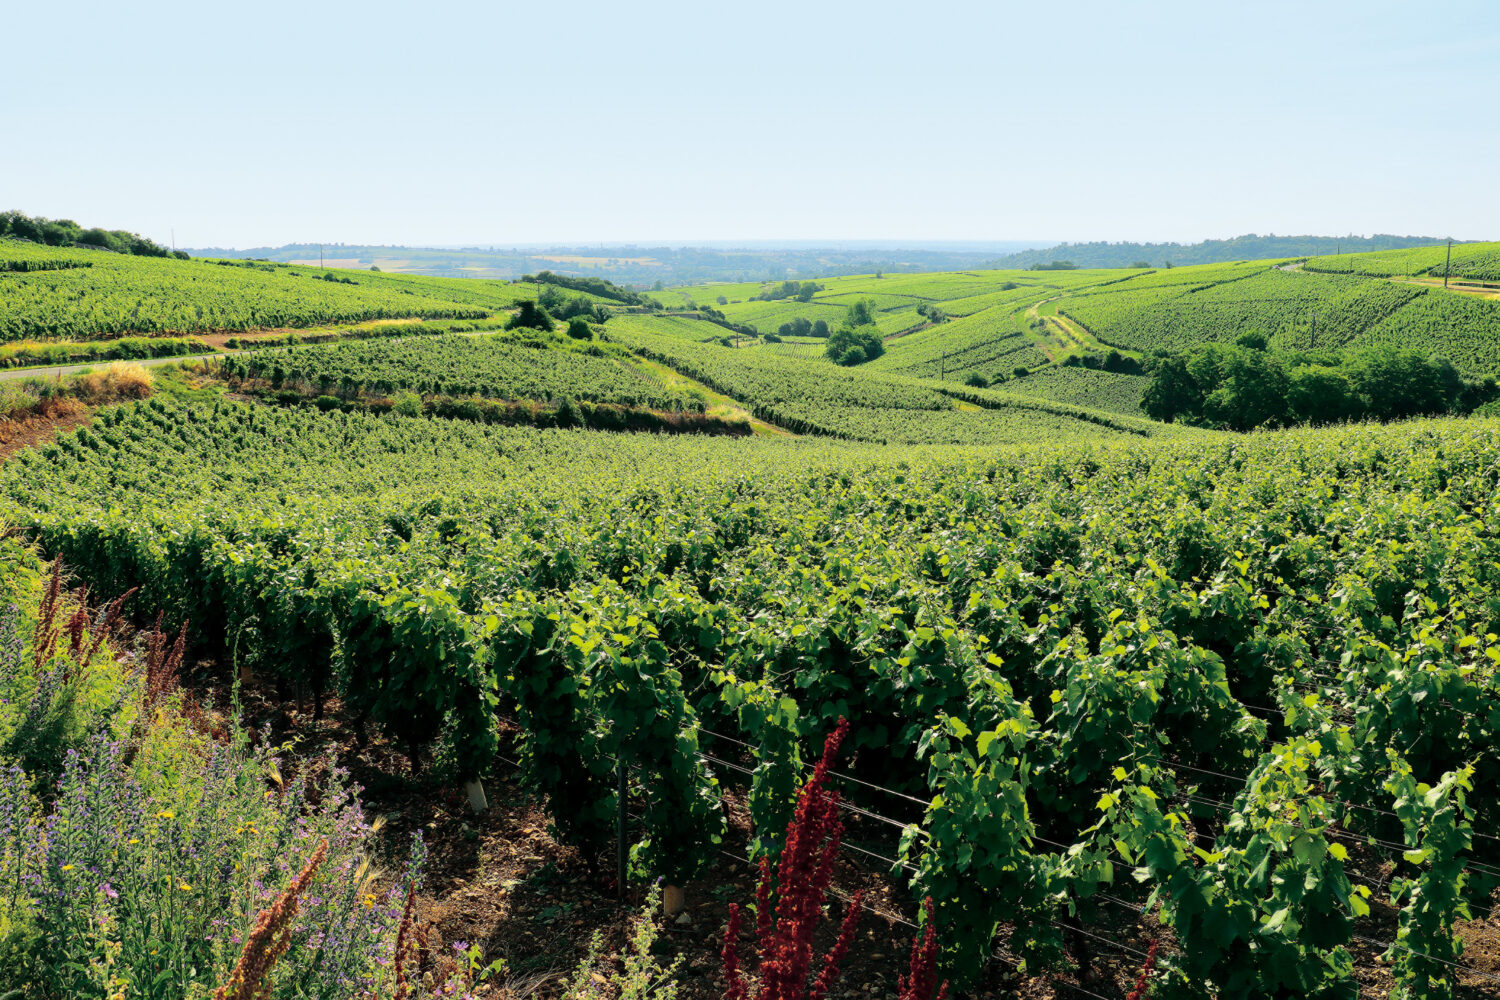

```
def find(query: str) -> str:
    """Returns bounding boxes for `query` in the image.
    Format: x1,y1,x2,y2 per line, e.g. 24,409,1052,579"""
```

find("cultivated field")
2,240,1499,1000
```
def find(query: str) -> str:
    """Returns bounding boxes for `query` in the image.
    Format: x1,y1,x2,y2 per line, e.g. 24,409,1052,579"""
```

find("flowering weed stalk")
723,718,863,1000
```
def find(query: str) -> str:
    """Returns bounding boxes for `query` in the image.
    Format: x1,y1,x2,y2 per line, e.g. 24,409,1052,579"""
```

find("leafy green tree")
1286,365,1352,424
844,298,878,327
566,318,593,340
1235,330,1269,350
1346,347,1446,421
811,319,829,338
824,325,883,365
506,300,555,332
1141,356,1202,422
1203,350,1289,430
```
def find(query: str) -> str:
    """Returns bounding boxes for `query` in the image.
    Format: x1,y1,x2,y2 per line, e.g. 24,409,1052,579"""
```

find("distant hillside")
996,234,1455,270
181,243,1035,287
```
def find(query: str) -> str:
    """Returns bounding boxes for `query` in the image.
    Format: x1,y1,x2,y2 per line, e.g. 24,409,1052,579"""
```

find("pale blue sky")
5,0,1497,249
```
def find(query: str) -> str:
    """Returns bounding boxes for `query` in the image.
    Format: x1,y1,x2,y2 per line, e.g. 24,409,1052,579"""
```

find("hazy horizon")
7,0,1498,249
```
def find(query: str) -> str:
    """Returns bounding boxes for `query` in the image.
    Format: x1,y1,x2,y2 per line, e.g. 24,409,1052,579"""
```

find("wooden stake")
464,779,489,814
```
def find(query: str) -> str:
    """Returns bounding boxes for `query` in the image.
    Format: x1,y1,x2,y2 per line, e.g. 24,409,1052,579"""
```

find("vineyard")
5,397,1500,996
1056,266,1500,375
2,239,1500,998
605,315,1159,444
0,242,538,342
222,332,706,410
1304,241,1500,282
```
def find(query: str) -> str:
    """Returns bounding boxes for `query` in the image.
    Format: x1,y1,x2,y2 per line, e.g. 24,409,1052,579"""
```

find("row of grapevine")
0,244,539,341
608,315,1152,444
225,332,704,410
1059,267,1500,376
6,398,1499,994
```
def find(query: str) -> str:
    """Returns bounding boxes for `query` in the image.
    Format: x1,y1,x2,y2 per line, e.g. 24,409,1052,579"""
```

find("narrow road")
0,352,225,381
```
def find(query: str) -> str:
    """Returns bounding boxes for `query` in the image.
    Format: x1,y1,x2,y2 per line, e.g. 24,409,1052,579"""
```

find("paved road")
0,352,225,381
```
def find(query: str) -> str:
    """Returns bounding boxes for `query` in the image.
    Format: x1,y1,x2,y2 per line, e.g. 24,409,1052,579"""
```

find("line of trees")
1142,333,1499,430
753,280,822,302
520,270,643,305
0,210,185,258
775,317,831,339
538,285,612,324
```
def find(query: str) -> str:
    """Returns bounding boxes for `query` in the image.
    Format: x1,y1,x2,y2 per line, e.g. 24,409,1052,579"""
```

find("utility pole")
1310,310,1317,349
1444,238,1452,289
320,244,324,268
171,228,175,253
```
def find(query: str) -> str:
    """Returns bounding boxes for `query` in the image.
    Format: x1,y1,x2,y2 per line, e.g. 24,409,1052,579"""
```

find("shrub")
964,373,989,389
505,301,555,332
825,326,883,366
567,318,593,341
392,390,422,417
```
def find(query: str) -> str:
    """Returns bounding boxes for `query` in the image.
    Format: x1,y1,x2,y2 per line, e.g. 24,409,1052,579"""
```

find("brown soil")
199,669,1500,1000
205,673,1182,1000
0,398,94,460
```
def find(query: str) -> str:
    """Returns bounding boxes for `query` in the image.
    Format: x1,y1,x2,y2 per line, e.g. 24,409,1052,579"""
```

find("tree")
566,318,593,340
1346,347,1447,421
965,373,989,388
811,319,829,338
1202,350,1289,430
506,301,555,332
717,295,728,305
1141,356,1202,423
825,326,883,366
1286,365,1352,425
844,299,877,328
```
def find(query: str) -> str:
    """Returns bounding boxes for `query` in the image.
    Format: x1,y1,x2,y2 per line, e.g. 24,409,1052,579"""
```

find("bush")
965,373,989,388
392,390,422,417
505,301,555,332
567,318,593,341
1012,366,1030,378
825,325,884,366
314,394,342,411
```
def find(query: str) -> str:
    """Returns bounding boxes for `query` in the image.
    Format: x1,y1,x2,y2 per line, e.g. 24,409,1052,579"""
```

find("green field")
4,235,1500,1000
7,392,1500,996
1304,240,1500,281
0,240,538,341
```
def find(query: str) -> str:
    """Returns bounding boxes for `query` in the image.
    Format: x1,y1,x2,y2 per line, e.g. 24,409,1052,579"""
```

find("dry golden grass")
73,362,153,403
